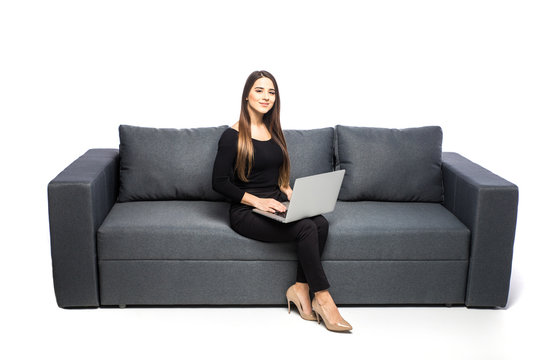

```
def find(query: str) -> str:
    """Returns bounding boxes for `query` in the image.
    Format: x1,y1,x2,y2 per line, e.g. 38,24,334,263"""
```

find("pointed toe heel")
285,285,317,321
312,298,353,332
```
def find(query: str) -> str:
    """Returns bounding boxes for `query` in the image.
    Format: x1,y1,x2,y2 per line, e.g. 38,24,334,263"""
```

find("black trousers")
229,193,331,293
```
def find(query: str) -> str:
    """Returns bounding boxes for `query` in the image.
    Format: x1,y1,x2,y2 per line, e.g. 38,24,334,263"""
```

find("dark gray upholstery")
98,201,469,261
47,149,119,308
283,127,335,185
335,125,443,202
442,152,519,307
47,129,519,309
118,125,335,202
99,260,468,305
97,198,472,306
323,202,469,260
118,124,228,202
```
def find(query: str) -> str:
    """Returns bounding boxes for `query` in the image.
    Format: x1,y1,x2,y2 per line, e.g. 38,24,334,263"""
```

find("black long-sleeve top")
212,127,284,203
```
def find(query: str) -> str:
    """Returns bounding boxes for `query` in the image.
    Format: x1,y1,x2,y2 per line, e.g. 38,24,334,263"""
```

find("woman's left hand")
284,188,293,201
280,184,293,201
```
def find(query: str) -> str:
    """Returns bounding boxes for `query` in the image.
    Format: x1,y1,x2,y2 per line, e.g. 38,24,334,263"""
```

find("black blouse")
211,127,284,203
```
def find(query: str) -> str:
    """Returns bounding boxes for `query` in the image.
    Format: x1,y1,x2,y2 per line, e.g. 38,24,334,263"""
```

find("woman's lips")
260,103,269,106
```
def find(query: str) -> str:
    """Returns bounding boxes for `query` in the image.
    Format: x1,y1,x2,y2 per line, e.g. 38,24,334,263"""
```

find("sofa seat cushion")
323,201,470,260
98,201,299,261
98,201,469,261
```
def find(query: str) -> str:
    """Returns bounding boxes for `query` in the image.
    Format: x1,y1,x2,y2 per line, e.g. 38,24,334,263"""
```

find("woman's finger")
271,200,287,212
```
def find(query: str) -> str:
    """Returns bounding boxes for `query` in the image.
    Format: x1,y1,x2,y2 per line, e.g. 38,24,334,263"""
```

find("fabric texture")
336,125,444,202
442,152,519,307
118,124,228,202
98,259,468,305
48,148,119,307
283,127,335,185
97,200,469,261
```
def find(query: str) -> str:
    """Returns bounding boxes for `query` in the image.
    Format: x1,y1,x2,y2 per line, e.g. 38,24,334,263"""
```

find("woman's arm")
212,131,286,212
280,184,293,201
212,134,286,212
212,133,246,203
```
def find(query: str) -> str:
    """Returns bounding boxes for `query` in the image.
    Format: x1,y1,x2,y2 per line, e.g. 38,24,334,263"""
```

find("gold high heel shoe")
312,297,353,332
286,285,317,321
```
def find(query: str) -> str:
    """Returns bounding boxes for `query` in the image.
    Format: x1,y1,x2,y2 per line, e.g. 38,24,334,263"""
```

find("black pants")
229,192,331,293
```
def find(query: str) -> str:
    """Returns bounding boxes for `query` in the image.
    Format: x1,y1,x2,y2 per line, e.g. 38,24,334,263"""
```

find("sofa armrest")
442,152,518,308
47,149,119,308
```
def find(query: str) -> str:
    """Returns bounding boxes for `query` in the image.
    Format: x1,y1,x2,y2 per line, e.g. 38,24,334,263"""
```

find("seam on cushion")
98,259,469,262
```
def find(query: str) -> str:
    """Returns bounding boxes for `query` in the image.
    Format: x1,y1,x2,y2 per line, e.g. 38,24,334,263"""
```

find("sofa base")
98,259,468,306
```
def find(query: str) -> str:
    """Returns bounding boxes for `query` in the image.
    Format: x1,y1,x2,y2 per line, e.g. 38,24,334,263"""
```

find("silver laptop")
252,169,345,223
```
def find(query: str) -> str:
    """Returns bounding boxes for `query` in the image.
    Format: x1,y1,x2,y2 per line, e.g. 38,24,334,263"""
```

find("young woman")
211,70,352,332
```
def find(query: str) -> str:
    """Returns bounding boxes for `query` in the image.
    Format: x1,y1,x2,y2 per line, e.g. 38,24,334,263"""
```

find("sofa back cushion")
118,125,335,202
284,127,335,186
118,124,228,202
335,125,443,202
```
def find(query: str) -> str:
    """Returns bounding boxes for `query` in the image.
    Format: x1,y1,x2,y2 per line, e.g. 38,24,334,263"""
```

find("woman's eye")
255,90,275,95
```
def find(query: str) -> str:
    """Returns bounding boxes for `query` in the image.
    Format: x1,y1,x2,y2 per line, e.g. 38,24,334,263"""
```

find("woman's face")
247,77,276,116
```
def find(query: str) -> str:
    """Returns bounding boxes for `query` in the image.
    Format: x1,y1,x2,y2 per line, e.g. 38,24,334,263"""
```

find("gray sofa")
47,124,518,309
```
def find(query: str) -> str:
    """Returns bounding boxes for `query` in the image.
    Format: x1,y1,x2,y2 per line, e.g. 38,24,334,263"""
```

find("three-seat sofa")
47,124,518,309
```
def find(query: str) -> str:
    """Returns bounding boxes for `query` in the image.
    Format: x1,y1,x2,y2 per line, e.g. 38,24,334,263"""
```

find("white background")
1,1,538,359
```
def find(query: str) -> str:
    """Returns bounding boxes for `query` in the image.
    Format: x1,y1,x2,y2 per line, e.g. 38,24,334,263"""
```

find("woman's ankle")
314,289,333,305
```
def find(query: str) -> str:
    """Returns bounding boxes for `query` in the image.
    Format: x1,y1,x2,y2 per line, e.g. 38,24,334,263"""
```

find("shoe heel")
287,297,291,314
314,311,320,324
286,285,317,321
311,297,352,332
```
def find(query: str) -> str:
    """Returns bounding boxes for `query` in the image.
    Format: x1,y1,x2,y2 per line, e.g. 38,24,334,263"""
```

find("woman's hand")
254,197,288,213
284,188,293,201
241,192,287,213
280,185,293,201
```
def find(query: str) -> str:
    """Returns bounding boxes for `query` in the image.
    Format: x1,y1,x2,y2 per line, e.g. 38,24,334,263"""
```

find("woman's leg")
230,208,351,329
230,209,330,293
295,215,329,290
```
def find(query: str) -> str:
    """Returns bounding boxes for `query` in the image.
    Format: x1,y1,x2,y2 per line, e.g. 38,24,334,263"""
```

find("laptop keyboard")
275,210,288,218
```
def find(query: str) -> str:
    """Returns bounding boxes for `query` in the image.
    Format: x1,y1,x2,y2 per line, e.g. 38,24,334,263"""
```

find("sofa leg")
445,303,452,307
119,304,127,309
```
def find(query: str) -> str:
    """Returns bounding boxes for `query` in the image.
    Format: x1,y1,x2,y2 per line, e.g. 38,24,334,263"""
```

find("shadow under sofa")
47,125,518,309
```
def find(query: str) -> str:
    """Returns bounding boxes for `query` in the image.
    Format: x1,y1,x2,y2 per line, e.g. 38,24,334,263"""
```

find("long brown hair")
235,70,291,189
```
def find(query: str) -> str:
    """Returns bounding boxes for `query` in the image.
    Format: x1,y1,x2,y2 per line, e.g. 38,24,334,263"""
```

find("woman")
211,70,352,332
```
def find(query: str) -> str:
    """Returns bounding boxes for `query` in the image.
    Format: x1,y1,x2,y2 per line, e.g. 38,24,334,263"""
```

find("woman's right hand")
241,192,287,213
254,197,287,213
